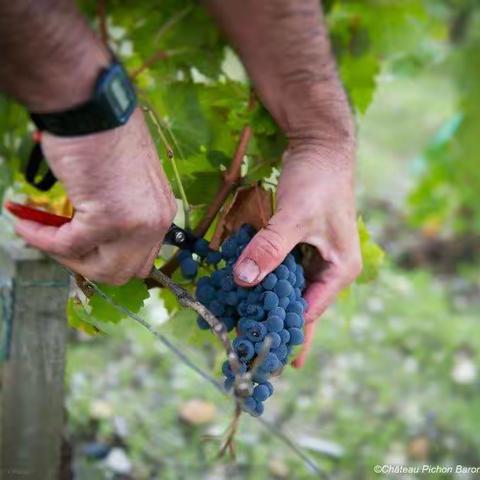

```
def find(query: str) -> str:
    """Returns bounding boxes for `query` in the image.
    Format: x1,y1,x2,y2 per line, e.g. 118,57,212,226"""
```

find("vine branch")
131,50,169,79
97,0,109,46
194,91,256,237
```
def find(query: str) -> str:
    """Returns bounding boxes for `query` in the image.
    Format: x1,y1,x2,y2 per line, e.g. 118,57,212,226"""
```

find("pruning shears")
4,201,196,250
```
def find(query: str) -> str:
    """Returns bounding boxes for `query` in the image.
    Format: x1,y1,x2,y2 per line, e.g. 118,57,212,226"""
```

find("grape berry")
177,224,307,416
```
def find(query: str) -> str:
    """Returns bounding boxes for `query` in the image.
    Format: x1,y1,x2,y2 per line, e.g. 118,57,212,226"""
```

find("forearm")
0,0,109,112
206,0,354,151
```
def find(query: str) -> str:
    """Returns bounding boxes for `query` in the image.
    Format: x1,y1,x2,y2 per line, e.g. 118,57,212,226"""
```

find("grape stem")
149,266,251,395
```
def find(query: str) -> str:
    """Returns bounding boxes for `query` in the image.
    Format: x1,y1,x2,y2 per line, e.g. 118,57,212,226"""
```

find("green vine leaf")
357,217,385,284
89,279,150,324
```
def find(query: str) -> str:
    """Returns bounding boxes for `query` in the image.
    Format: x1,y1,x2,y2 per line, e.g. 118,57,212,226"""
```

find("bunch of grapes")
177,224,306,416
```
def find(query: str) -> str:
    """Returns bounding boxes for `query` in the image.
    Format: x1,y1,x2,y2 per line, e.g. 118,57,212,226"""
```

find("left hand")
233,143,362,367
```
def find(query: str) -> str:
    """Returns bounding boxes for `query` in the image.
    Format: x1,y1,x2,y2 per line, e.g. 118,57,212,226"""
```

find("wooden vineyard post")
0,250,69,480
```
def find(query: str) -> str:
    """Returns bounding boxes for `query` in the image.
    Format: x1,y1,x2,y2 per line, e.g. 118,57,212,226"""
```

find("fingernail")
235,258,260,284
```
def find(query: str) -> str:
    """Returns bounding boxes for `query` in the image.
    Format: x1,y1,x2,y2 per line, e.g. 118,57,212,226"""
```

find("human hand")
14,108,177,284
233,143,361,367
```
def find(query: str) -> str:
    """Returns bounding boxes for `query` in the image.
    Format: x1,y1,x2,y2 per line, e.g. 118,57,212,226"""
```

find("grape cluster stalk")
177,225,307,416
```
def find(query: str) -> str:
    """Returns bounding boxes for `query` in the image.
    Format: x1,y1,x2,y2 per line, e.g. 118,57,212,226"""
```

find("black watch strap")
25,61,136,191
30,62,136,137
25,142,58,192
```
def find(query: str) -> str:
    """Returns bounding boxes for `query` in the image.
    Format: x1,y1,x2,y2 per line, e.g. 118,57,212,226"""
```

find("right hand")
14,108,177,285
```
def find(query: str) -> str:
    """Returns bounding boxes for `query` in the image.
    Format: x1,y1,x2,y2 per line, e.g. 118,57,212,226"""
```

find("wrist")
275,79,355,151
0,4,110,112
28,40,111,113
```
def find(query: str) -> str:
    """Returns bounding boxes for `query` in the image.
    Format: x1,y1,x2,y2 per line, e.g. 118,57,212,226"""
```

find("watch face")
99,63,137,125
110,77,131,112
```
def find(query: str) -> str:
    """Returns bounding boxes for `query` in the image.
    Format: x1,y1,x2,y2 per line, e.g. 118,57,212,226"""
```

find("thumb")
233,213,302,287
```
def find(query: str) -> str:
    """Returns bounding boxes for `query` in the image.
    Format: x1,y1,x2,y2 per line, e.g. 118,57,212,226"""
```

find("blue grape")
275,264,289,280
288,327,304,345
237,224,254,244
285,312,302,328
180,257,198,278
177,249,191,261
253,384,271,402
246,291,260,305
262,381,274,396
279,329,291,344
238,317,253,332
196,284,216,304
294,287,302,298
221,237,238,258
193,238,210,257
238,318,256,333
261,352,281,372
273,344,288,361
245,321,267,343
196,316,210,330
254,341,268,354
237,288,248,300
243,396,257,414
288,271,296,285
206,251,222,265
222,359,247,377
269,306,286,320
246,304,264,320
224,291,239,306
220,275,235,291
263,291,279,311
252,370,270,383
284,254,297,271
288,289,297,303
261,273,278,290
274,279,293,298
287,301,304,316
222,316,236,331
265,315,284,333
197,276,210,288
233,337,255,361
264,332,281,349
209,300,225,316
278,296,290,309
224,377,234,391
210,270,224,287
254,401,264,416
299,297,308,309
237,301,249,316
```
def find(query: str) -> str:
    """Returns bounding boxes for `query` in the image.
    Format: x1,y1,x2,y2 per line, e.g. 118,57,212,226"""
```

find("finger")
14,218,104,258
136,241,163,278
233,210,303,286
55,238,155,285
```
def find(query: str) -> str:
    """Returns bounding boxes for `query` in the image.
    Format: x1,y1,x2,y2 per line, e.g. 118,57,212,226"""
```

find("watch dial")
111,78,130,111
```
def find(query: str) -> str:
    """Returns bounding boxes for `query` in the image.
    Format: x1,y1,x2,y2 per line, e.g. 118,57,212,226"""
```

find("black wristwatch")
26,61,137,190
30,61,137,137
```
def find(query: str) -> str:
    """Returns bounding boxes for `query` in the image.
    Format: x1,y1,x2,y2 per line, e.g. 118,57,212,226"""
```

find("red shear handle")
5,201,72,227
